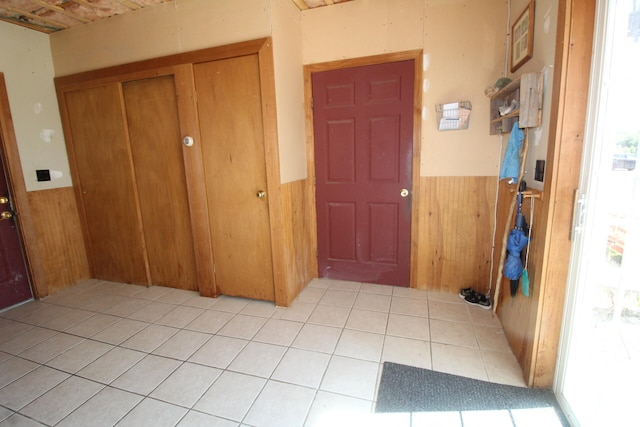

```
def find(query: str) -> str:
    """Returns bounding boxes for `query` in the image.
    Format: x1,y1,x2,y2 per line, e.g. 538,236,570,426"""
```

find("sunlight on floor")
313,406,564,427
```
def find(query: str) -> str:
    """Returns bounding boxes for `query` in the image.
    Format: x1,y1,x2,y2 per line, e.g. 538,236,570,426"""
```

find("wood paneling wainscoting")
416,176,497,294
27,187,90,295
491,180,545,383
276,178,317,306
23,179,314,303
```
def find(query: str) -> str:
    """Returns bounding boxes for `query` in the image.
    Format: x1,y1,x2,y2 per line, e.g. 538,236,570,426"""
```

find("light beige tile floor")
0,278,525,426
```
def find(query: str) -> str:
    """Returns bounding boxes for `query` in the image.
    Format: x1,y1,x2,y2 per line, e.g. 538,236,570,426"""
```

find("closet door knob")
256,190,266,199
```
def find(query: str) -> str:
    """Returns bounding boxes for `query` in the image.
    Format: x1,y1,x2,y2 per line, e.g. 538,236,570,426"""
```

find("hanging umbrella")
504,192,529,296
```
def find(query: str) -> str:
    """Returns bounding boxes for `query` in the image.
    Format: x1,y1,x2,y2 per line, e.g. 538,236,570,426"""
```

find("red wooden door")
0,152,32,310
313,60,414,286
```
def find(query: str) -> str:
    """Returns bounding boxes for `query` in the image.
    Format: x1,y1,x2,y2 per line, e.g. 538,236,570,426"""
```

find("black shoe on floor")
459,287,477,299
464,293,492,310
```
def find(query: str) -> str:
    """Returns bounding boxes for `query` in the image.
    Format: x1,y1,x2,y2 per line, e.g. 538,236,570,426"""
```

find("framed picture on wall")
511,0,535,72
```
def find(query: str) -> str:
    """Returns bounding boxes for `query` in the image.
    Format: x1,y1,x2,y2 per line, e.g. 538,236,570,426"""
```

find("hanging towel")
500,121,524,182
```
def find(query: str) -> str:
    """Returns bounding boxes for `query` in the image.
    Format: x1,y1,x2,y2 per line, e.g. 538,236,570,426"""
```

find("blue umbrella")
504,193,529,296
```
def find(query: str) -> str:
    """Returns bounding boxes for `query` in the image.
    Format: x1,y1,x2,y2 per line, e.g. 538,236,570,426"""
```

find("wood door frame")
530,0,596,387
0,73,43,298
492,0,597,387
55,38,283,300
304,51,423,287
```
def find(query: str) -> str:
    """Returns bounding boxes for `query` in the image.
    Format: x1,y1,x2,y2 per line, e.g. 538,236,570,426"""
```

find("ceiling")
0,0,352,33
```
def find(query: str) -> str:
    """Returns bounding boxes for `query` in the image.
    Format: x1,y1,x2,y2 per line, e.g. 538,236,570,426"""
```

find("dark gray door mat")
376,362,570,426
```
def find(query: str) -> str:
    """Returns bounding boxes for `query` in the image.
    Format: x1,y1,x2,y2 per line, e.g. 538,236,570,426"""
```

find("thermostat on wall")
535,160,545,182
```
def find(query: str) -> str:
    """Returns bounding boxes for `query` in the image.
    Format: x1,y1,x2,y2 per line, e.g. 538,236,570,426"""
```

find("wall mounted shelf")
489,72,543,135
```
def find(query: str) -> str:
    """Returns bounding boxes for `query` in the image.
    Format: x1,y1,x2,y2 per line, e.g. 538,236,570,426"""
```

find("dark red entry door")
0,150,32,310
313,60,414,286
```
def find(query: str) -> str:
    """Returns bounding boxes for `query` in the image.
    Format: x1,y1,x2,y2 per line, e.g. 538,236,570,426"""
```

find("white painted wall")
0,21,71,191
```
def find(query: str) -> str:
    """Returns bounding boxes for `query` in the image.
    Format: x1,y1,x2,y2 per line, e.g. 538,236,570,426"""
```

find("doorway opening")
0,73,34,311
556,1,640,424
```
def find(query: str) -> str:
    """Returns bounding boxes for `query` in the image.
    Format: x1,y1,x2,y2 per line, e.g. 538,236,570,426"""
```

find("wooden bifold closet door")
59,40,281,301
122,76,197,290
194,54,275,301
65,84,148,285
65,76,197,289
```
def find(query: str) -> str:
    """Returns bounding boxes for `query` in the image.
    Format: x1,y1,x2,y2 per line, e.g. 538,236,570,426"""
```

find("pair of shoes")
459,287,477,299
464,293,492,310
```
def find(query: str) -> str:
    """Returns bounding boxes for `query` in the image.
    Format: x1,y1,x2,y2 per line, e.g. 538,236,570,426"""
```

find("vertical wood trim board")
409,57,424,290
418,176,497,293
533,0,596,387
27,188,91,294
303,63,319,285
258,40,288,306
174,65,217,298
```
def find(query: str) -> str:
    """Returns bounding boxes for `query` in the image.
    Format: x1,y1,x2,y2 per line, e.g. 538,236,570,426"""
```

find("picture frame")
511,0,535,73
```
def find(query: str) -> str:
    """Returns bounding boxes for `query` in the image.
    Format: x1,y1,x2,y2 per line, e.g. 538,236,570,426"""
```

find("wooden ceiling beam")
0,16,54,33
291,0,309,10
28,0,91,23
115,0,141,10
1,0,355,34
70,0,99,10
6,6,68,29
